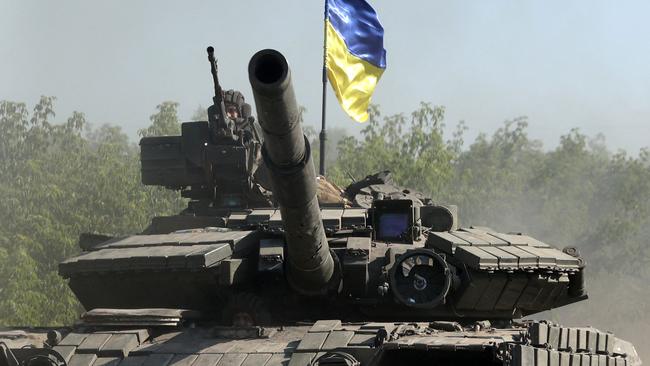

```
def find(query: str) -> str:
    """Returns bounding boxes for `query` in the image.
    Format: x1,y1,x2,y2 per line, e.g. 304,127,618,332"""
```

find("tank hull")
2,321,641,366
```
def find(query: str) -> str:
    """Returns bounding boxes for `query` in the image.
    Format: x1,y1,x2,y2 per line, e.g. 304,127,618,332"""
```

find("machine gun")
206,46,234,141
139,47,270,209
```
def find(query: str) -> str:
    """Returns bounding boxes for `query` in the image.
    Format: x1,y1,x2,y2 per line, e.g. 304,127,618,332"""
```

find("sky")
2,0,650,153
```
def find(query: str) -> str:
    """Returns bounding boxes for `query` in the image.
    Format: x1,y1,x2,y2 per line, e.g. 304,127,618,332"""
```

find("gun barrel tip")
207,46,214,54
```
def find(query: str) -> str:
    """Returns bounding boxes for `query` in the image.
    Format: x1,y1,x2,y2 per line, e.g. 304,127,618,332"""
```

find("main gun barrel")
248,49,336,295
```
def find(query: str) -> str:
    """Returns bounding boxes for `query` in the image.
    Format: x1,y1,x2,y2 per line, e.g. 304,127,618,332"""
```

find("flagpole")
319,0,328,176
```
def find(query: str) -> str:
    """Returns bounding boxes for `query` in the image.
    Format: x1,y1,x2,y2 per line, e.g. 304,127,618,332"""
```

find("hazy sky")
2,1,649,152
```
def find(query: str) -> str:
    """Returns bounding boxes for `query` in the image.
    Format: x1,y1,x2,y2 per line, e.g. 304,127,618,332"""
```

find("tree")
138,101,181,137
0,97,185,325
330,103,454,194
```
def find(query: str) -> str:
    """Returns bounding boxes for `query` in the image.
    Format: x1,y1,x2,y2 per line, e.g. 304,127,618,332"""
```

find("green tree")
0,97,185,325
330,103,454,194
138,101,181,137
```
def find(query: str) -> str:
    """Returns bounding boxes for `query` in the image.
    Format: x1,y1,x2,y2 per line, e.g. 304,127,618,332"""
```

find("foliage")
138,101,181,137
329,103,453,193
0,97,185,326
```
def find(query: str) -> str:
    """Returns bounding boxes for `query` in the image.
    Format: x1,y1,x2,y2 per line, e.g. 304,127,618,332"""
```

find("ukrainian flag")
326,0,386,122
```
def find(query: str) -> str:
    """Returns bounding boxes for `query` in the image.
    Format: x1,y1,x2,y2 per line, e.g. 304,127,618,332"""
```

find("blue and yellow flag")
325,0,386,122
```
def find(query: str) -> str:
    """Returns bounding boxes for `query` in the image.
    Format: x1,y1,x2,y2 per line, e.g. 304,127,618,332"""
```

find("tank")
1,49,641,366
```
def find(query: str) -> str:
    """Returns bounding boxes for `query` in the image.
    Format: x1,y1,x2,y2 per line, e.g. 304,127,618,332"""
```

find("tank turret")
247,49,337,295
57,50,591,321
